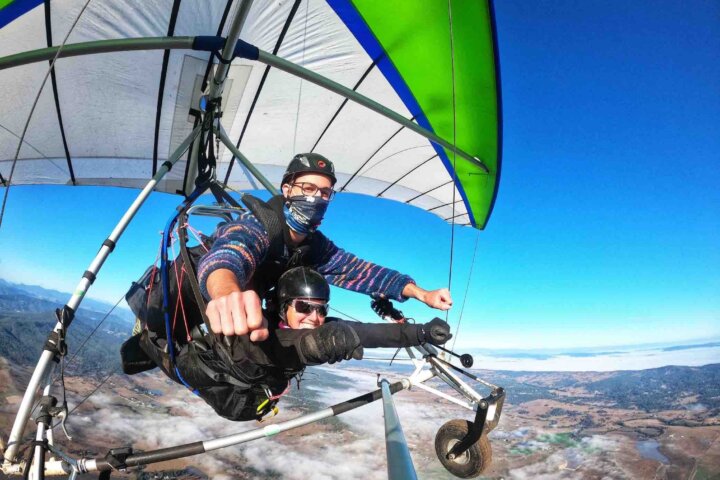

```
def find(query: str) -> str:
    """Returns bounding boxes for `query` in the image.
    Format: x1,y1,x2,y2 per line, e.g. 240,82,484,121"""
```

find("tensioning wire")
292,0,310,153
64,293,126,370
445,0,459,326
451,228,480,352
0,0,93,229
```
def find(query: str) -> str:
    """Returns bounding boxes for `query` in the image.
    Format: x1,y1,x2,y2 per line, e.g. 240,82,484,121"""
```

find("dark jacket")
131,317,427,422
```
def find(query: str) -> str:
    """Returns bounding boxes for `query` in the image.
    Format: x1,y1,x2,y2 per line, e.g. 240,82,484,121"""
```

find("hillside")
0,280,132,375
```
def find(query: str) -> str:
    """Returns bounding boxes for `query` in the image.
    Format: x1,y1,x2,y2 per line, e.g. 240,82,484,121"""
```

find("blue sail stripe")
326,0,475,226
0,0,43,30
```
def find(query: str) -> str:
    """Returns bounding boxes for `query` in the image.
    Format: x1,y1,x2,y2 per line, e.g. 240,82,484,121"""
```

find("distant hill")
0,280,134,374
0,278,135,320
477,364,720,415
358,359,720,415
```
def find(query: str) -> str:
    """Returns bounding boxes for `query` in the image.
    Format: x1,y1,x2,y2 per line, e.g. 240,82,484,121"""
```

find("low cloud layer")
364,344,720,372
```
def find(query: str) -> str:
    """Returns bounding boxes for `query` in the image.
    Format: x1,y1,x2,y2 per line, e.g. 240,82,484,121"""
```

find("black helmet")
277,267,330,307
281,153,337,186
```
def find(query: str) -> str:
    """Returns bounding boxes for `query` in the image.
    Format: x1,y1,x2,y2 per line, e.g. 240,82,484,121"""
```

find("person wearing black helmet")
272,267,453,367
197,153,453,342
132,266,452,421
275,266,331,330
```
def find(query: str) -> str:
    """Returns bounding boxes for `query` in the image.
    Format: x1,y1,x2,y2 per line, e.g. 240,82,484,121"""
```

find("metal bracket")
446,388,506,459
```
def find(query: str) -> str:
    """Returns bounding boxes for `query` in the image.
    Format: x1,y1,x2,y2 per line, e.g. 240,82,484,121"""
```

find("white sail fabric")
0,0,484,226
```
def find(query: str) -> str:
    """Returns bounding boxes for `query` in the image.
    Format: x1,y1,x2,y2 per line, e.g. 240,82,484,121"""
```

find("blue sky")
1,0,718,350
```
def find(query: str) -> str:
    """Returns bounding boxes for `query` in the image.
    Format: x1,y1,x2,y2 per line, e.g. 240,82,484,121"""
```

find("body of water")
636,439,670,464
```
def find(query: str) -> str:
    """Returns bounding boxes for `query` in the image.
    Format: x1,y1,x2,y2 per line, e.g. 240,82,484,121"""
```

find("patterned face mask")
283,195,330,234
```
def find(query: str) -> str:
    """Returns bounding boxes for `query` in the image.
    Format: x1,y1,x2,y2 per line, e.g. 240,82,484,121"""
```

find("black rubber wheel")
434,419,492,478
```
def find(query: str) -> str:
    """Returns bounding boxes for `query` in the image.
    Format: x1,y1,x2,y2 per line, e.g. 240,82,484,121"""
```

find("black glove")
417,318,452,346
371,297,405,322
296,322,364,365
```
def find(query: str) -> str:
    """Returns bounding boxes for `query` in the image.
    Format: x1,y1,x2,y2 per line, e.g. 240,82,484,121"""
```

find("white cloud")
463,346,720,372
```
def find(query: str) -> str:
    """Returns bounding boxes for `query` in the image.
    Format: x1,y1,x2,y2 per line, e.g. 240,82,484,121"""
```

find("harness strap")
175,202,240,373
239,193,285,263
209,180,242,208
177,207,217,348
189,343,253,389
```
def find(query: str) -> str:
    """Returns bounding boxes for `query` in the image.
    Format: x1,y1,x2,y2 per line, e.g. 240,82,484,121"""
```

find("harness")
124,183,316,421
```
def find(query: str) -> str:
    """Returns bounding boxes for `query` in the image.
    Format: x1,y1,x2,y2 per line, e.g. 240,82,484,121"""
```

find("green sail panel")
348,0,501,229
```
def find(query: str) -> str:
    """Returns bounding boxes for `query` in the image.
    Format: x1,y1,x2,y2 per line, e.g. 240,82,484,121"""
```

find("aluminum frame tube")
204,409,331,452
427,356,485,404
208,0,254,101
3,360,55,463
78,381,408,474
188,1,253,194
256,50,489,174
3,125,201,464
0,37,194,72
380,380,417,480
0,34,488,177
29,378,57,480
215,125,279,195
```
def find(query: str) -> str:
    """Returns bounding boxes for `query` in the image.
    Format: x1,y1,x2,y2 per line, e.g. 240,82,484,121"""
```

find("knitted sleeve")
197,213,270,299
313,232,415,302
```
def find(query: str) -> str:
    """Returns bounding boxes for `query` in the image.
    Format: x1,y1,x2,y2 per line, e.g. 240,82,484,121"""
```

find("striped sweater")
197,211,414,302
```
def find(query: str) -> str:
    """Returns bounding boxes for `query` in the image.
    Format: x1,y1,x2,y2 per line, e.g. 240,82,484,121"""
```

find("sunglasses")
292,299,328,317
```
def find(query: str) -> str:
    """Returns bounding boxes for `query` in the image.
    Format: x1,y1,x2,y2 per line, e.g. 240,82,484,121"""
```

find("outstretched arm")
314,233,452,311
401,283,453,311
205,269,268,341
276,318,452,366
198,214,270,340
314,233,413,302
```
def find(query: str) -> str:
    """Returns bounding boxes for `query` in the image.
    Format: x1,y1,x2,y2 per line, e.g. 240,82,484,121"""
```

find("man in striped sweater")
198,153,453,342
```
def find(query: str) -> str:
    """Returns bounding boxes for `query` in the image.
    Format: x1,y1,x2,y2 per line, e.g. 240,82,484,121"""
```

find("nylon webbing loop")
177,210,212,333
54,304,75,330
209,180,242,208
212,49,233,65
43,331,66,358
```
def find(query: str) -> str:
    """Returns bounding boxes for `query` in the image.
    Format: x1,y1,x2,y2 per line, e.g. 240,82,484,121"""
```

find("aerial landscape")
2,281,718,479
1,0,718,478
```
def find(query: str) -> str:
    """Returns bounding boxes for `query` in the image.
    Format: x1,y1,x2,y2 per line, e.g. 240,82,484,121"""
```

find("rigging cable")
292,0,310,153
64,293,126,370
328,305,363,322
66,369,117,416
451,229,481,352
25,293,127,430
24,370,117,443
223,0,302,187
0,0,93,230
445,0,459,325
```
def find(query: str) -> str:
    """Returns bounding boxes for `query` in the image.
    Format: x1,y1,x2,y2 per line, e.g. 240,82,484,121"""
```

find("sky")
0,0,719,353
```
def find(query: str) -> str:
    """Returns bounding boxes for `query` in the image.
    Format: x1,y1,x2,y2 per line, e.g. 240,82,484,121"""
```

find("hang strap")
239,193,285,262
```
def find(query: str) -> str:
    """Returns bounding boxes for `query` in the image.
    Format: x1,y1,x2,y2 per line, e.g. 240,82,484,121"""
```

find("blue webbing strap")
160,187,206,395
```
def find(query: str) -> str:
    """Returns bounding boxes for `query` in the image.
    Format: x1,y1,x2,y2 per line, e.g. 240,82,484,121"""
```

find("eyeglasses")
291,299,328,317
290,182,335,200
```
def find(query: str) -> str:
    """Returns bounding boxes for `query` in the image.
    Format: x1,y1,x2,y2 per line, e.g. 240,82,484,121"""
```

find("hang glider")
0,0,501,228
0,0,505,478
